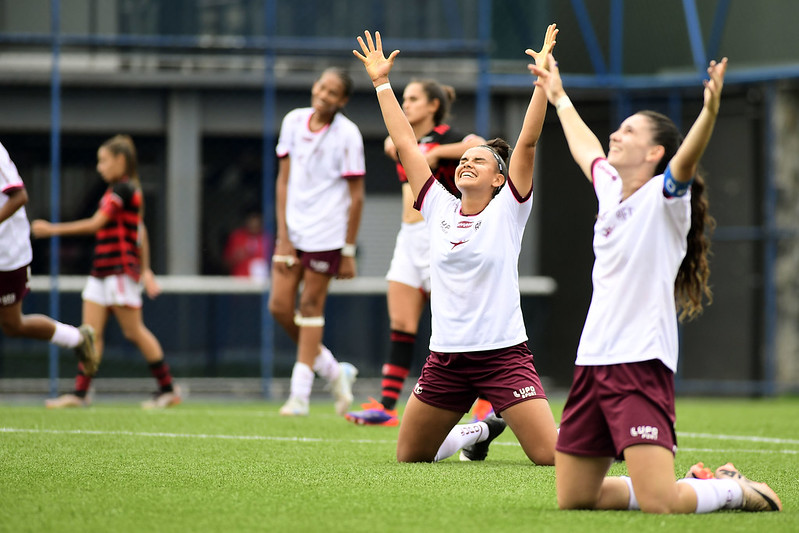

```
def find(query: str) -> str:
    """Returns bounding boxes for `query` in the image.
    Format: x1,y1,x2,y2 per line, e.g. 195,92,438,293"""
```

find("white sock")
288,362,315,401
620,476,640,510
433,422,486,462
50,322,82,348
677,478,743,513
313,346,340,382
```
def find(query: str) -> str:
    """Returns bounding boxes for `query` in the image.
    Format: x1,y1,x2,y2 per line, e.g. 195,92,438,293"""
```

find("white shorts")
82,275,143,308
385,221,431,293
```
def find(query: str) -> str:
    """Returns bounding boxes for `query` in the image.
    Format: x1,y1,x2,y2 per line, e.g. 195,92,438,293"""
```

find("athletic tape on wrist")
555,95,573,114
272,255,296,267
341,243,357,257
294,315,325,327
375,82,392,93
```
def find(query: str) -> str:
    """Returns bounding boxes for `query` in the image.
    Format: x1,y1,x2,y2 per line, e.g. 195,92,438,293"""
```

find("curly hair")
639,110,715,321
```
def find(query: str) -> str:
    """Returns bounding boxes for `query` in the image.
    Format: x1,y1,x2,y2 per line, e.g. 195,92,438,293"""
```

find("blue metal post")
474,0,492,138
682,0,708,75
706,0,731,61
609,0,627,126
570,0,607,76
762,83,778,396
260,0,278,399
48,0,62,398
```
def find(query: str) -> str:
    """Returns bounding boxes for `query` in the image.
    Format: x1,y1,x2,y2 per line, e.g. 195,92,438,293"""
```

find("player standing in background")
346,78,486,427
33,134,180,409
0,140,98,371
354,25,559,464
269,67,364,417
532,50,781,512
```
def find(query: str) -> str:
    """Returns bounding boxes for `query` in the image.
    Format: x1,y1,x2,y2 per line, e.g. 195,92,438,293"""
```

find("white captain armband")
663,165,693,198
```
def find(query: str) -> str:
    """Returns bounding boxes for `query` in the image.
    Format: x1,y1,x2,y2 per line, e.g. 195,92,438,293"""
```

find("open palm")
525,23,558,68
353,30,399,82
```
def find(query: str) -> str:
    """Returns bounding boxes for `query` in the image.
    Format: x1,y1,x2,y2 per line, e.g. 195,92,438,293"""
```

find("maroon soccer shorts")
296,249,342,276
556,359,677,459
0,265,30,307
412,341,548,414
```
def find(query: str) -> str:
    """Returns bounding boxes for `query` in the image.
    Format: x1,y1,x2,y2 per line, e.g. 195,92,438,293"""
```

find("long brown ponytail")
640,110,715,321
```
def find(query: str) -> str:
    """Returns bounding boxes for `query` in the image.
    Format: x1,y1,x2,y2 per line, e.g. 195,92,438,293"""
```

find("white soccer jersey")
415,176,532,352
576,158,691,372
0,141,32,271
276,108,365,252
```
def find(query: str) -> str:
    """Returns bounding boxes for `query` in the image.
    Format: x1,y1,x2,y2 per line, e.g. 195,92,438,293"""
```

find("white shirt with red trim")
276,108,365,252
576,158,691,372
416,176,532,352
0,142,32,271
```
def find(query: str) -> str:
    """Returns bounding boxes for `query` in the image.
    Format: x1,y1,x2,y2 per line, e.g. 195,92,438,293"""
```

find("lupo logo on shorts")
309,259,330,273
413,383,423,395
512,385,536,399
1,292,17,306
629,425,659,441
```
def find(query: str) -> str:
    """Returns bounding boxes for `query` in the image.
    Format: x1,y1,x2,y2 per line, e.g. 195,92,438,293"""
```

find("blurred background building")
1,0,798,397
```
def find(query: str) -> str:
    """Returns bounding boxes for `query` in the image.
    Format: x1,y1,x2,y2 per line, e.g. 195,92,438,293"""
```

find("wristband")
272,255,296,267
375,82,392,94
555,95,573,114
341,243,357,257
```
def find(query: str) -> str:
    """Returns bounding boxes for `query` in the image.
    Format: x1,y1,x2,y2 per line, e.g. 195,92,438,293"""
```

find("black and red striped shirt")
395,124,471,198
91,180,142,281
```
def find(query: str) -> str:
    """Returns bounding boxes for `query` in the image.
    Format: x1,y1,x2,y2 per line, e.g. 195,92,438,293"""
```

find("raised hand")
530,53,565,105
525,23,558,69
704,57,728,115
353,30,399,84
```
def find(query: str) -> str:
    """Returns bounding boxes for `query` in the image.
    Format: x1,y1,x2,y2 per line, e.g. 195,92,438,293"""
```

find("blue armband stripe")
663,165,692,198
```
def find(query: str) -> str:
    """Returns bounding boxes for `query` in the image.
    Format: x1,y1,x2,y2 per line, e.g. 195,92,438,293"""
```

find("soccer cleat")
685,461,714,480
279,395,309,416
45,393,88,409
330,362,358,416
345,398,399,426
715,462,782,512
141,385,182,409
459,413,507,461
470,398,494,422
75,324,100,376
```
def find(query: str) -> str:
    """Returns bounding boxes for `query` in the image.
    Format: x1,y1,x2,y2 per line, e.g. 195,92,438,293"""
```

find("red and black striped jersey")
395,124,469,198
90,180,142,281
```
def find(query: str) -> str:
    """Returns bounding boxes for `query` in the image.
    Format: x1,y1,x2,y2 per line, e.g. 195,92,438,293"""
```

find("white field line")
1,426,798,455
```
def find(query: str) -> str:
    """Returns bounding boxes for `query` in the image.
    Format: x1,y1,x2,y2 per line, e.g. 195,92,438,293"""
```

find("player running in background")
33,134,180,409
0,140,98,372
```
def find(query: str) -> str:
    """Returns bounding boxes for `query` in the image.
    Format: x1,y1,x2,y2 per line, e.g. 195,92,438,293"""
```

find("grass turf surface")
1,396,797,532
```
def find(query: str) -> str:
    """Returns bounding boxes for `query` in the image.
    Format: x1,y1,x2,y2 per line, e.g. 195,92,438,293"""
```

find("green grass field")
1,396,796,533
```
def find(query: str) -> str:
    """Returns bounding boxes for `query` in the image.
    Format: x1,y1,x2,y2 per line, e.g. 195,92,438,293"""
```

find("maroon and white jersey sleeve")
0,141,32,270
